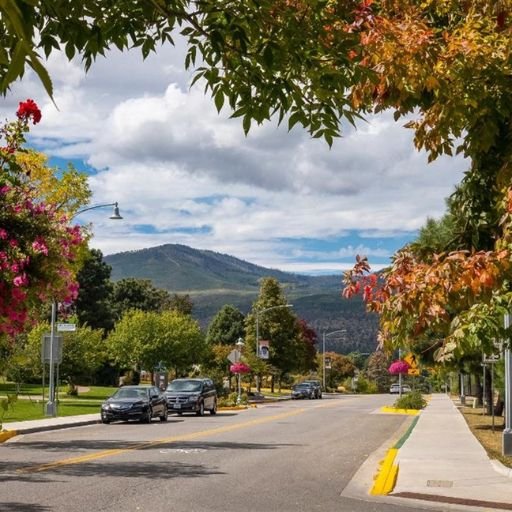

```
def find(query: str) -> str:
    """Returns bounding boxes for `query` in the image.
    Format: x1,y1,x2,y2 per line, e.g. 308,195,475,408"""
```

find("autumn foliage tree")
343,185,512,362
0,100,89,340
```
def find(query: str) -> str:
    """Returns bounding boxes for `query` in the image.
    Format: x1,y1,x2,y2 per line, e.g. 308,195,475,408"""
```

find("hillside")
105,244,378,353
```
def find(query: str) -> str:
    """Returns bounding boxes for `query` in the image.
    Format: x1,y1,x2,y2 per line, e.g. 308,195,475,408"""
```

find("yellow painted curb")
370,448,399,495
218,406,249,411
0,430,17,443
380,406,420,415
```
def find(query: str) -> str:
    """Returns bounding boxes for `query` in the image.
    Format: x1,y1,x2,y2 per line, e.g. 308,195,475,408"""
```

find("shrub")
394,390,427,410
218,392,248,407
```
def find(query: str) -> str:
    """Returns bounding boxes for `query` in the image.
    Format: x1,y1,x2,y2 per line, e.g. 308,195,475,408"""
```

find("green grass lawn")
1,398,102,423
0,382,118,423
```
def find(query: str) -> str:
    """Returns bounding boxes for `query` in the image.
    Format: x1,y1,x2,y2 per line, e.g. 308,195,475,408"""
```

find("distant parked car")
389,383,412,394
165,378,217,416
291,383,316,400
100,385,168,424
302,380,322,399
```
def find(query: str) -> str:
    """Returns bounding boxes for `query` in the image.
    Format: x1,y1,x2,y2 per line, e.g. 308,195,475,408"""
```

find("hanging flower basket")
230,362,251,374
388,360,410,375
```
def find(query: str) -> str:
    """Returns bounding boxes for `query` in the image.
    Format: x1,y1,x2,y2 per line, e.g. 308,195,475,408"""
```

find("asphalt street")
0,394,435,512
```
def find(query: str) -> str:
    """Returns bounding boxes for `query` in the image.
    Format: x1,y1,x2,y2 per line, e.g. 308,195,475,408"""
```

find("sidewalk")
392,393,512,510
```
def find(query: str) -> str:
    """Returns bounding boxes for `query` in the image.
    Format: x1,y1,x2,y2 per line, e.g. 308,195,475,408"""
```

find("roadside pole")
45,301,57,417
503,313,512,455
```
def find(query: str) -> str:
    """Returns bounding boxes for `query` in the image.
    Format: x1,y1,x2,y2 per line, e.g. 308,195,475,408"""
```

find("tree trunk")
485,367,493,415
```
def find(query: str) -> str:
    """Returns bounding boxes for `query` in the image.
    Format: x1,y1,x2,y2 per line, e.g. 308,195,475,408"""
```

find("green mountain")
105,244,378,354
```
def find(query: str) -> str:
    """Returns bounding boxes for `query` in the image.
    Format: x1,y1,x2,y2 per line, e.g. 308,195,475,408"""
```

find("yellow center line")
18,407,308,474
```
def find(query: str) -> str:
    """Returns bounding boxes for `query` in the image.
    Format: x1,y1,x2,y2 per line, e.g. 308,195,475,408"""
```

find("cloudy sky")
4,42,467,275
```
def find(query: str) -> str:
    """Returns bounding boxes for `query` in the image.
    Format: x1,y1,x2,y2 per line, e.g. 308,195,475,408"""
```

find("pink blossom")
32,238,49,255
388,360,410,375
0,228,8,239
230,362,252,374
13,273,28,287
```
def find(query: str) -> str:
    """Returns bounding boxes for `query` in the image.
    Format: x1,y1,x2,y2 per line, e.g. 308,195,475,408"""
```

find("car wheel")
209,400,217,415
159,406,168,422
142,407,152,423
177,411,183,416
319,394,323,399
196,401,205,416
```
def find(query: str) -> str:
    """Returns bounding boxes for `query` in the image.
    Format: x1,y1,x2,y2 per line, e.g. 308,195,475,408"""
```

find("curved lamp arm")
72,202,123,220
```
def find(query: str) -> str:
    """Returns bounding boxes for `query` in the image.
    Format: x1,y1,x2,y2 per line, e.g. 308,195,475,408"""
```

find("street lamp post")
504,313,512,454
235,338,245,404
45,202,123,417
322,329,347,391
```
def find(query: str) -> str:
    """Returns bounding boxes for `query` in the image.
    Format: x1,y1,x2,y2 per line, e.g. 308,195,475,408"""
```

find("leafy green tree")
2,1,511,159
107,309,205,376
75,248,114,333
245,277,301,390
112,278,171,319
26,320,106,386
206,304,245,345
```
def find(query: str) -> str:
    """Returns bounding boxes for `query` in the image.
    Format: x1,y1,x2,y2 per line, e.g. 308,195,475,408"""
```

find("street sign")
404,352,418,368
228,349,241,364
57,323,76,332
404,352,420,376
325,357,332,369
483,354,500,364
258,340,270,359
41,334,63,363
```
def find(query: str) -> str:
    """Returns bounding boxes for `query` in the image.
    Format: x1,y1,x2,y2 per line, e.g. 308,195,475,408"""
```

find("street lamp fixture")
322,329,347,391
73,202,123,220
45,201,123,417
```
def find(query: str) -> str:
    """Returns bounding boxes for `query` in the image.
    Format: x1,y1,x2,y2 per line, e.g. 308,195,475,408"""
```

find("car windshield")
114,388,148,399
167,380,202,392
294,384,310,389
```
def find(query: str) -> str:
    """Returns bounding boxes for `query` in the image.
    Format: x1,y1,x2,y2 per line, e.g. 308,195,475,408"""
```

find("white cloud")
3,43,467,274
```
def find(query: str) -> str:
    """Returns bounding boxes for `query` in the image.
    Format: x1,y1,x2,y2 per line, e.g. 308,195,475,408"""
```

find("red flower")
16,99,42,125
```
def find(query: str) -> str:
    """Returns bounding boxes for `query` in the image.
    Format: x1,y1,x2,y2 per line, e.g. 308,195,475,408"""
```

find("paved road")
0,395,433,512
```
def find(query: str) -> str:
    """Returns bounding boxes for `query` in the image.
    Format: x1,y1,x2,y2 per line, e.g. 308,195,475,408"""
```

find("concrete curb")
491,459,512,479
1,417,100,439
370,413,421,495
370,448,399,495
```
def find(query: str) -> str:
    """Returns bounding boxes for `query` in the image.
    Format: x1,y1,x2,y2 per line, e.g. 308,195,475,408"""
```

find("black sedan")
291,383,316,399
101,385,168,424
